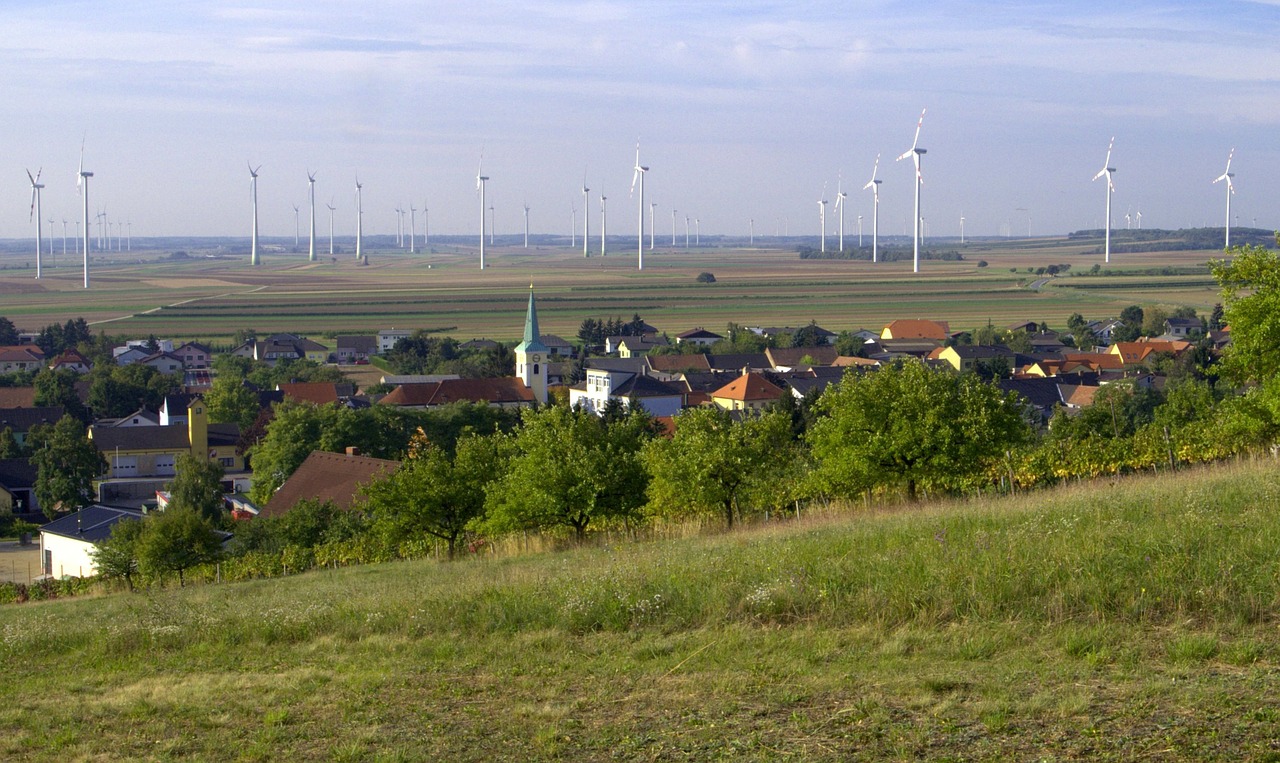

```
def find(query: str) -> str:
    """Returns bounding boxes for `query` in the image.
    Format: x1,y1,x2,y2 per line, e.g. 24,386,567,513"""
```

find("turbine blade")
910,108,926,149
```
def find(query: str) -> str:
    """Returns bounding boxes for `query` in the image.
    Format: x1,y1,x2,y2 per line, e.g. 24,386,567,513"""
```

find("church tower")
515,287,549,404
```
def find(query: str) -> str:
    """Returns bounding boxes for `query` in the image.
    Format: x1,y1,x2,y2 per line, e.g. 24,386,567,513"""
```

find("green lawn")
4,459,1280,760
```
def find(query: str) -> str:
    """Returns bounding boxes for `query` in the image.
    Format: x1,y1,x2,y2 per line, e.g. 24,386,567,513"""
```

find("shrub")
696,272,716,283
977,260,988,268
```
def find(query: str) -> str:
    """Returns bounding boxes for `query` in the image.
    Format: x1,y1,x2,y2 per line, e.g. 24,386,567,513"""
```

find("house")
159,394,195,425
1164,317,1204,338
1000,377,1068,423
675,328,724,348
705,353,770,372
1007,320,1042,334
260,449,399,518
1058,383,1103,410
232,334,329,364
459,338,499,352
539,334,574,357
335,335,378,364
378,378,535,409
1029,333,1069,354
606,335,669,357
90,399,246,506
0,388,36,408
1087,319,1123,345
138,351,186,375
96,407,160,428
0,346,46,373
935,345,1024,373
568,367,684,417
173,341,212,369
867,338,942,359
646,353,712,375
0,458,39,517
880,319,950,341
39,504,145,578
111,346,150,366
0,406,65,447
380,374,462,386
765,346,838,371
748,325,837,346
709,372,787,412
48,349,92,374
278,381,357,406
1108,339,1190,368
377,329,413,353
1058,352,1126,373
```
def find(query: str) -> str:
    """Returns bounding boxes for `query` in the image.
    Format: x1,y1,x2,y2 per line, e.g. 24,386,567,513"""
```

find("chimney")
345,446,361,457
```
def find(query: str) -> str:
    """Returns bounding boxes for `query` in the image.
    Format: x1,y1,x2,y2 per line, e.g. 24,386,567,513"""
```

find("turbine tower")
649,202,657,251
863,154,882,263
249,164,261,266
835,178,847,251
355,175,364,262
476,157,488,269
423,204,430,250
77,142,92,288
292,203,300,248
307,172,317,261
631,142,648,270
599,190,607,257
571,201,577,249
61,219,67,256
488,202,495,245
1092,137,1116,264
26,169,44,278
582,174,590,257
395,204,404,248
410,203,417,254
326,200,336,256
1213,148,1235,249
896,109,927,273
671,208,677,247
960,215,965,245
522,201,530,248
817,184,828,253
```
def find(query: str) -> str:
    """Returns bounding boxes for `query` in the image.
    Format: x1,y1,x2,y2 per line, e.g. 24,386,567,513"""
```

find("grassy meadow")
0,235,1226,343
5,458,1280,760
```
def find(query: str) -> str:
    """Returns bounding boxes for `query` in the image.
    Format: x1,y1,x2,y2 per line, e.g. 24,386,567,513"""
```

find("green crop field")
4,458,1280,760
0,236,1227,342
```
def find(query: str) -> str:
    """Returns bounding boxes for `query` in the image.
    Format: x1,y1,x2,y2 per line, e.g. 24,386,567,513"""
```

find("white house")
378,329,413,353
39,505,144,578
568,367,684,417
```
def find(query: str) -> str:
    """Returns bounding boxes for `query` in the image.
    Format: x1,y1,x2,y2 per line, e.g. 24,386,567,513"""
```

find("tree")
205,374,260,431
0,426,22,459
791,321,827,348
91,517,144,591
1211,241,1280,384
483,406,651,540
1141,305,1170,338
364,432,501,558
137,507,223,587
642,407,795,528
1113,305,1144,342
30,415,106,519
0,316,18,346
247,401,359,504
33,368,88,422
806,361,1033,501
696,271,716,283
167,454,226,522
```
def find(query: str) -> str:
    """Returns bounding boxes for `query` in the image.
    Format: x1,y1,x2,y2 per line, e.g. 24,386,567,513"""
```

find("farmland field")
0,235,1226,342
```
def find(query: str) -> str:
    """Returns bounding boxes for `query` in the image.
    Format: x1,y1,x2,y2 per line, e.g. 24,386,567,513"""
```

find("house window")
219,457,235,468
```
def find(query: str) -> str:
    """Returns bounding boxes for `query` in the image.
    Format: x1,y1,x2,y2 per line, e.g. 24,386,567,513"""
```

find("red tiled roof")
280,382,342,405
0,388,37,408
881,320,950,341
261,450,399,518
710,372,786,402
379,377,534,407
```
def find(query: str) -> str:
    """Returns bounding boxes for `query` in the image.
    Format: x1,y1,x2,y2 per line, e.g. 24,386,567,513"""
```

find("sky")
2,1,1278,242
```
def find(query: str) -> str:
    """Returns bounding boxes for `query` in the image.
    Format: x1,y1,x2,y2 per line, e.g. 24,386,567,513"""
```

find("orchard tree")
806,361,1032,501
1212,240,1280,384
483,406,651,540
204,374,260,431
137,507,223,587
642,406,795,528
91,517,144,591
364,432,501,558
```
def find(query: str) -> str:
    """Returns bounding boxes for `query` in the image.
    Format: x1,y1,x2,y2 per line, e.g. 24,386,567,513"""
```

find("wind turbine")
817,183,828,253
1136,209,1142,229
61,219,68,257
249,163,261,266
835,178,847,251
857,215,863,247
695,217,700,246
1092,137,1116,264
671,208,677,246
522,201,530,248
959,215,965,245
410,203,417,254
48,217,56,256
1213,148,1235,248
307,171,317,262
293,203,300,248
476,156,488,269
599,190,607,256
126,220,131,251
631,142,648,270
423,203,429,250
896,108,927,273
326,199,336,256
571,201,577,249
582,174,590,257
863,154,882,263
26,168,44,278
649,202,657,251
685,214,690,248
749,217,754,246
355,175,364,261
1125,207,1132,230
489,202,495,245
77,141,92,288
394,203,404,248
